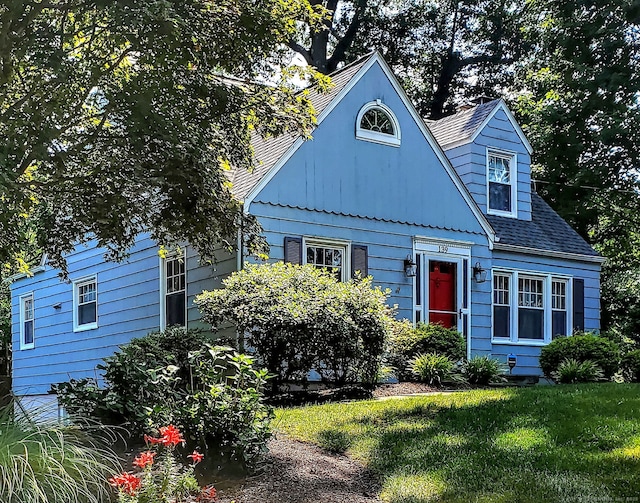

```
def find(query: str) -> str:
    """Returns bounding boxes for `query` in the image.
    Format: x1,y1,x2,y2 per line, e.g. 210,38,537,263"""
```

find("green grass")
275,384,640,503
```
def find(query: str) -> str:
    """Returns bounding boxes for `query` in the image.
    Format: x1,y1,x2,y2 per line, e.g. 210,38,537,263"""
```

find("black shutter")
284,237,302,264
573,278,585,333
351,245,368,278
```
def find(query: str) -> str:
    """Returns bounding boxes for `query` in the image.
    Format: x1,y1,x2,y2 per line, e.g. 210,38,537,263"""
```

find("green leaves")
196,262,394,388
0,0,322,271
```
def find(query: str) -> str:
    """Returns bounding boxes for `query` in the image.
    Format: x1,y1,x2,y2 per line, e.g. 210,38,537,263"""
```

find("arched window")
356,101,401,146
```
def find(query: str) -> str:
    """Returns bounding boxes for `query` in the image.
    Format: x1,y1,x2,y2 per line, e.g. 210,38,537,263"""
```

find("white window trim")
19,292,35,350
73,275,98,332
355,100,401,147
491,269,573,345
159,249,187,331
486,148,518,218
302,237,350,282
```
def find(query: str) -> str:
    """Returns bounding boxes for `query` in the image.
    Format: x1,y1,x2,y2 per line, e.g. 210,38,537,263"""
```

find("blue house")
9,53,603,413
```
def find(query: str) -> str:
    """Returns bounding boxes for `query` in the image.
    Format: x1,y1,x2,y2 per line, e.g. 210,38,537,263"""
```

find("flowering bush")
109,425,217,503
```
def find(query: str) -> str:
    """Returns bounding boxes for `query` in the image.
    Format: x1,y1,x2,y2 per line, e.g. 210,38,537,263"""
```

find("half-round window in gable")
356,101,401,146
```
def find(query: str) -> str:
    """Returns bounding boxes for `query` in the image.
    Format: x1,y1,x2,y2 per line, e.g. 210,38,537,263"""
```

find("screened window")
305,242,347,282
488,151,514,214
74,276,97,331
164,255,186,328
20,294,34,349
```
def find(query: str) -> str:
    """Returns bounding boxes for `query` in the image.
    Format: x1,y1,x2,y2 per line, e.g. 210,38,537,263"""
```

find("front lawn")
275,384,640,503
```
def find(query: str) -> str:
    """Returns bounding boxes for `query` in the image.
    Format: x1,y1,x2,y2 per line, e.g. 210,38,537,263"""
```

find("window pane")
24,320,34,345
79,302,96,325
493,306,510,338
489,156,510,183
360,108,394,135
518,308,544,339
552,311,567,339
489,182,511,212
166,292,186,327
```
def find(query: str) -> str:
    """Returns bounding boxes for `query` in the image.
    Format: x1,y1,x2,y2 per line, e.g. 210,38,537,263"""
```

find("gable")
249,57,494,241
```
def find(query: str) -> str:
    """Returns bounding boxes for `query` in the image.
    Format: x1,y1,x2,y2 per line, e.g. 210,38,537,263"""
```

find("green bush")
539,333,621,379
409,353,456,385
196,263,393,388
621,349,640,382
0,402,121,503
54,328,273,467
462,355,506,385
387,320,466,380
551,358,605,384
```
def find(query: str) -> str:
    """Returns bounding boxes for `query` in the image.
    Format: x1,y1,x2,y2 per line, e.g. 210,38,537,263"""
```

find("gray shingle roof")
487,193,599,257
426,100,500,148
230,54,372,200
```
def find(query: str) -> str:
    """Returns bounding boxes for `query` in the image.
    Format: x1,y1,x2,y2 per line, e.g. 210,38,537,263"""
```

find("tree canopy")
0,0,326,273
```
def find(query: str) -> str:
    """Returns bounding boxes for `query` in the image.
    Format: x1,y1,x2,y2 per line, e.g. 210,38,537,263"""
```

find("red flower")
158,424,185,446
133,450,156,469
108,472,141,495
144,434,162,445
187,450,204,464
196,485,217,502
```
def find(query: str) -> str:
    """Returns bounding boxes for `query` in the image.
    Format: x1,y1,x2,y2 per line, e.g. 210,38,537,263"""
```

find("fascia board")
470,100,533,155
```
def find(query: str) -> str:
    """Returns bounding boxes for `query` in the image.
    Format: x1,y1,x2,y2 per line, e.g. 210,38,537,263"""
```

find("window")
161,253,186,329
492,274,510,339
304,240,348,282
492,270,571,344
356,101,401,146
552,279,568,339
518,276,544,340
487,150,516,216
73,276,97,331
20,293,35,349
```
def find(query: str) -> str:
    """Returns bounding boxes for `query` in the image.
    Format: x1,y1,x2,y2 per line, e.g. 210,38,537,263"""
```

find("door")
428,260,458,328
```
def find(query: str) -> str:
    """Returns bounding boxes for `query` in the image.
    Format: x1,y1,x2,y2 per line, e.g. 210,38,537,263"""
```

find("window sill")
74,323,98,333
356,131,401,147
491,339,549,346
487,208,518,219
20,344,35,351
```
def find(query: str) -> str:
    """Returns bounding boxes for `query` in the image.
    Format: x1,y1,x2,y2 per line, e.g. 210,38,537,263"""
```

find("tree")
290,0,528,117
513,0,640,336
0,0,326,273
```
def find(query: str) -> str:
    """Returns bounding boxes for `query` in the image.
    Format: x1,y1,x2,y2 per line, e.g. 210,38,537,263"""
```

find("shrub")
462,355,506,385
0,402,121,503
551,358,605,384
54,328,273,467
195,262,393,388
621,349,640,382
539,333,621,379
409,353,455,385
387,320,466,380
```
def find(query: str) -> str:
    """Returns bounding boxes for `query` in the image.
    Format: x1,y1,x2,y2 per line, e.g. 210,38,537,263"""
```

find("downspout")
236,203,245,351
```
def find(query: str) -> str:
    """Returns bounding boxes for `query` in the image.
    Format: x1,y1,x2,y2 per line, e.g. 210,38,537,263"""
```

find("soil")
215,383,441,503
216,436,381,503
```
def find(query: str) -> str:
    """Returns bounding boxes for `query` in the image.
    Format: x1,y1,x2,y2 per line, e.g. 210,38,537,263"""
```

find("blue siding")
444,108,533,221
10,236,238,397
253,61,488,237
488,250,601,375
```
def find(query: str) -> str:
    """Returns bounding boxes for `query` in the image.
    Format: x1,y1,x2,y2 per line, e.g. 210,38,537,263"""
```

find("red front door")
428,260,457,329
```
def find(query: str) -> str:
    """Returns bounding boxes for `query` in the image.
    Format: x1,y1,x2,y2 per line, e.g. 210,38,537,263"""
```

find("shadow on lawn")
315,384,640,503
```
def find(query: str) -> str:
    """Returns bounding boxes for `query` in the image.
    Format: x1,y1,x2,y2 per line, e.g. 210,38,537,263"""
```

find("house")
9,52,603,413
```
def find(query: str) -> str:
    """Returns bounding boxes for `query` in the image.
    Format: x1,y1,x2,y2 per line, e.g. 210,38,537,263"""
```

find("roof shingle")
487,193,599,257
426,100,499,148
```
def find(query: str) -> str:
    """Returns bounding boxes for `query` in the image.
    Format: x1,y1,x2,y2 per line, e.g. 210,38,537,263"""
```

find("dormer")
427,99,533,221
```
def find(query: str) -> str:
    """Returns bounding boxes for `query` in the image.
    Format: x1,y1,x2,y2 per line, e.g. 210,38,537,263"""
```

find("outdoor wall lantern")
472,262,488,283
507,353,517,374
404,255,417,278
